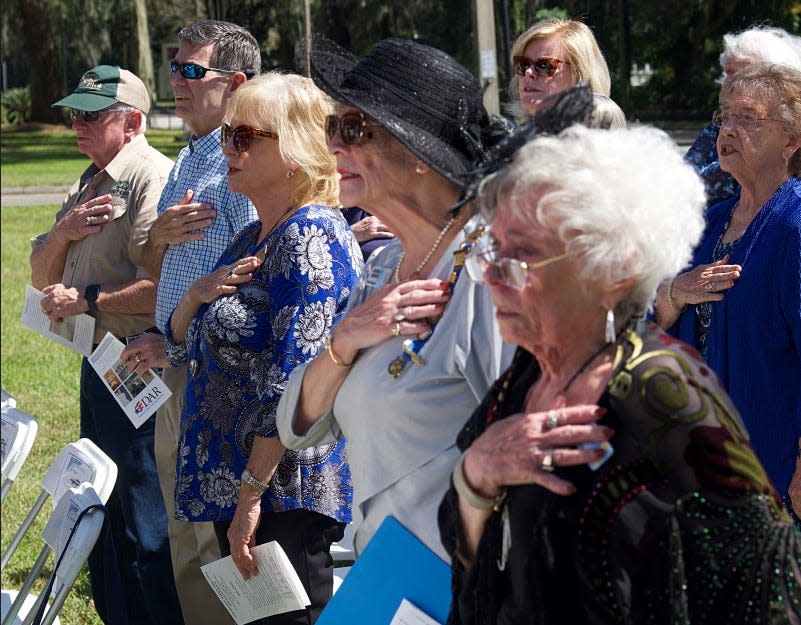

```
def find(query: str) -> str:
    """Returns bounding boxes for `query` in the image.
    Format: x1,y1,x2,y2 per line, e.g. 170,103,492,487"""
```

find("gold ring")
134,354,142,364
391,322,401,337
705,283,712,291
541,448,555,472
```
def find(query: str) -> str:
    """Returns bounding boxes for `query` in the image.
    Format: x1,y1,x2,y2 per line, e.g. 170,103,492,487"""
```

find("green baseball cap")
52,65,151,114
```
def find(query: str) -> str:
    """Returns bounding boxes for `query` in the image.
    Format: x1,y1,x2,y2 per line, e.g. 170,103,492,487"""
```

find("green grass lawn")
1,127,187,187
1,204,102,625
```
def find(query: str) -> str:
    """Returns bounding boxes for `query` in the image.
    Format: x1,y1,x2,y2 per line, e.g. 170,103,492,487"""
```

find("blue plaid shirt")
155,127,257,331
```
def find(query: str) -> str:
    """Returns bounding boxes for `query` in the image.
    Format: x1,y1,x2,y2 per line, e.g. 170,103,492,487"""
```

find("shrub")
1,87,32,126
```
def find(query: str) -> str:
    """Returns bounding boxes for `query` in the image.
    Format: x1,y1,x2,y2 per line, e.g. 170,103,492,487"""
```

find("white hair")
720,26,801,72
478,125,706,319
588,94,627,129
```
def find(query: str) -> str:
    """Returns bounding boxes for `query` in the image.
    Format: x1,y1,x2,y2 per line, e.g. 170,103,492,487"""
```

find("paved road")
1,189,66,208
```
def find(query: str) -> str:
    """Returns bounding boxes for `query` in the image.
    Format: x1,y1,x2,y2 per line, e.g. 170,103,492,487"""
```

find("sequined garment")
439,321,801,625
165,205,362,523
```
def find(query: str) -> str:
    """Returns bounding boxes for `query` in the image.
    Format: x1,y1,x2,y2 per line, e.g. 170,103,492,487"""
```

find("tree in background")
3,0,799,124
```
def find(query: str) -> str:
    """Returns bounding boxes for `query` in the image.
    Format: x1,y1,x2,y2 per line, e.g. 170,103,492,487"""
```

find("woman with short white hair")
685,24,801,203
439,124,801,625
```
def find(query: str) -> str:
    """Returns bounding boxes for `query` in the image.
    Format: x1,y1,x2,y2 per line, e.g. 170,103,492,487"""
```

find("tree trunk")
132,0,155,107
17,0,61,123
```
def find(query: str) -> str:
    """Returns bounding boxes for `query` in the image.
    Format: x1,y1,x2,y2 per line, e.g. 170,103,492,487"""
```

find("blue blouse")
165,204,363,523
669,178,801,497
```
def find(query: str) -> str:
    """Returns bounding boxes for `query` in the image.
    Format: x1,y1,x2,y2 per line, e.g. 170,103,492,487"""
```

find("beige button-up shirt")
32,134,174,343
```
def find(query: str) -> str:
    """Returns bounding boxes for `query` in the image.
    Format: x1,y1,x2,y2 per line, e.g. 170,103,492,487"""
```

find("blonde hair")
225,72,339,208
509,18,611,118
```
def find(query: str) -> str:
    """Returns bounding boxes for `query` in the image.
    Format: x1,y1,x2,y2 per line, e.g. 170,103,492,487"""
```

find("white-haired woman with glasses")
276,36,519,562
509,18,611,119
684,25,801,204
656,63,801,527
164,71,362,624
439,123,801,625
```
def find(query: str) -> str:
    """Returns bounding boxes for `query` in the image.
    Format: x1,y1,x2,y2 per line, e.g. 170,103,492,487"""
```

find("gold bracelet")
324,333,352,368
452,452,506,512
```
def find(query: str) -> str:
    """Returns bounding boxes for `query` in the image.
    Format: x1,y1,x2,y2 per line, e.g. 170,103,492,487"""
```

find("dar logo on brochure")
134,385,163,414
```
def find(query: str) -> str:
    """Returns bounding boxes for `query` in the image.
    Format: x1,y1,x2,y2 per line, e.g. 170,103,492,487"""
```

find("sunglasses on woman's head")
169,60,243,80
512,56,567,78
220,123,278,154
325,112,375,146
69,107,129,123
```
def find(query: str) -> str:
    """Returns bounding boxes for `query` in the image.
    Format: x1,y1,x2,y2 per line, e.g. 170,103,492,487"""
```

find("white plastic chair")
330,523,355,564
1,407,38,503
1,389,16,411
332,565,352,594
1,483,106,625
1,438,117,573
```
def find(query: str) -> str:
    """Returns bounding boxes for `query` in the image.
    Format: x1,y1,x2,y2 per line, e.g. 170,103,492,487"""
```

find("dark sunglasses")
69,107,129,123
170,60,244,80
325,112,375,146
221,123,278,153
512,55,567,78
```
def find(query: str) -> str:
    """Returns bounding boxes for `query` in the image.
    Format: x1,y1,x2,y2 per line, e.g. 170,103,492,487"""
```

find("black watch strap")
84,284,101,312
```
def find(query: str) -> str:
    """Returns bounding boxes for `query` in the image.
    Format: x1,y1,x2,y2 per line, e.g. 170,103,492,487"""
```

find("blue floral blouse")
683,122,739,205
165,204,362,523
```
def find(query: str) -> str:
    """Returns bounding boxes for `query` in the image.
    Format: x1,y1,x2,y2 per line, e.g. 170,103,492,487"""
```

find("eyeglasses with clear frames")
464,234,569,290
712,110,783,132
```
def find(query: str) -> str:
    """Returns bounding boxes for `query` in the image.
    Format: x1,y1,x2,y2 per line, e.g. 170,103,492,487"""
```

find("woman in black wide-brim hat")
275,36,516,560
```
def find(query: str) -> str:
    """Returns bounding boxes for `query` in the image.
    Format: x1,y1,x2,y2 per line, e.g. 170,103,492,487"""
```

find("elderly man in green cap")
30,65,183,625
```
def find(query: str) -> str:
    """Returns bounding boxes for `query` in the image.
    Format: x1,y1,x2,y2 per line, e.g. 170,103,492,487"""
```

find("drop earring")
605,309,616,343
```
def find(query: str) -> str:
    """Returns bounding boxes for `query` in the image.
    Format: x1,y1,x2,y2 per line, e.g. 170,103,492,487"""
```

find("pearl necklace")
393,216,456,282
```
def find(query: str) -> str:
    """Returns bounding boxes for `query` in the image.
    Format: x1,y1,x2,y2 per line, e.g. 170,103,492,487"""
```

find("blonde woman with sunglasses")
509,18,611,119
164,71,362,625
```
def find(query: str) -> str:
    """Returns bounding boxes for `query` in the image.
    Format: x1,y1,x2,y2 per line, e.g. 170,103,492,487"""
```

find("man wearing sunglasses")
121,19,260,625
30,65,181,625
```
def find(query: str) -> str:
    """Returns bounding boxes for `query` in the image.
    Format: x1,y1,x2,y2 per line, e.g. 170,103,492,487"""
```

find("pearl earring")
415,164,425,175
605,309,616,343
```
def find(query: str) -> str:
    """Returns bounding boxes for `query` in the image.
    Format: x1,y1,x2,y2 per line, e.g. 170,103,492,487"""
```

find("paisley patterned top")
683,122,739,205
165,205,362,523
439,320,800,625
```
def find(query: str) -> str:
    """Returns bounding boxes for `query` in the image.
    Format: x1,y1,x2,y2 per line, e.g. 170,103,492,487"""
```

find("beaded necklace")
393,216,456,282
696,201,741,359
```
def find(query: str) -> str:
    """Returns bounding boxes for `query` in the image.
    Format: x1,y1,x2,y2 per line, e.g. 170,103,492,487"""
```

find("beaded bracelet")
324,334,352,368
452,453,507,512
666,278,686,315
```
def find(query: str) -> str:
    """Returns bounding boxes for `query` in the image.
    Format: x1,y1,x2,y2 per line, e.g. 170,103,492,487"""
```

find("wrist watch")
84,284,100,312
240,468,269,492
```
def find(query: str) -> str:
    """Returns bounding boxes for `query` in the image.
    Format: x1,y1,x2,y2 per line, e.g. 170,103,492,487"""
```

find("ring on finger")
134,354,142,364
391,322,401,337
394,309,405,322
228,268,237,278
85,215,92,225
705,283,712,291
545,410,559,431
541,448,555,472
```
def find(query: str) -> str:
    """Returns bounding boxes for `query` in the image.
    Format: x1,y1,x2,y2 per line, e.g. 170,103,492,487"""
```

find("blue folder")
317,516,452,624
